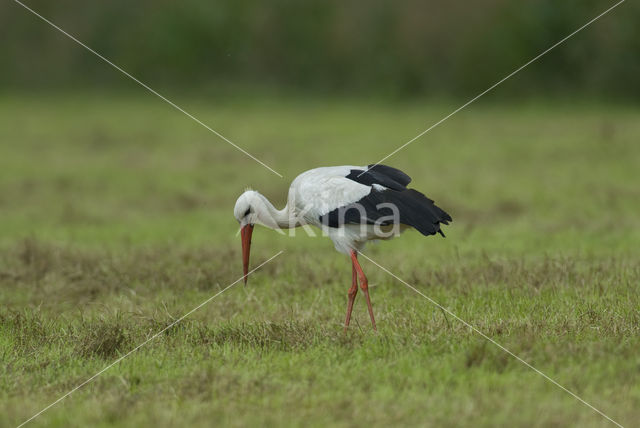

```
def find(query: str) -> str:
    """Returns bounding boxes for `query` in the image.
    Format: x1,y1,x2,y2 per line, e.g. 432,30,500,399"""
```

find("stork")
233,164,452,331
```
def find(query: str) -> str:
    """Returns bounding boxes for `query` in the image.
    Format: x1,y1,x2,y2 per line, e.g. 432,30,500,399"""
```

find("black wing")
321,164,452,237
367,164,412,187
345,164,411,191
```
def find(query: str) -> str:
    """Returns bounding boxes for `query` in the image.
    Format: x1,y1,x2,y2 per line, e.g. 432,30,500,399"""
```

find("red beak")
241,224,254,284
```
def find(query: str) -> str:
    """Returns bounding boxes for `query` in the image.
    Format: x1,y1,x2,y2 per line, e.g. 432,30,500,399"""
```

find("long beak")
241,224,254,284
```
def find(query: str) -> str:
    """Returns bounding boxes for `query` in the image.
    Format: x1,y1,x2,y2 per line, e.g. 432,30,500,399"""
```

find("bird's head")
234,189,261,228
234,189,261,285
234,189,286,284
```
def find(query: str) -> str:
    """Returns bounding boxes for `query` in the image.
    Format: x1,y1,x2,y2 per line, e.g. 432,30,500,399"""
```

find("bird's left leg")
350,251,377,331
344,257,359,331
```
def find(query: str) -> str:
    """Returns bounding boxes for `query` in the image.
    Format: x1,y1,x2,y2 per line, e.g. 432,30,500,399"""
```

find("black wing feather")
345,169,405,191
367,164,412,187
345,164,412,191
322,164,452,237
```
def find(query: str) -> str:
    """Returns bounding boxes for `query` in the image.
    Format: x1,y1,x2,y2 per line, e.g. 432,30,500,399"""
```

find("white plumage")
289,165,386,253
235,165,384,253
234,164,452,331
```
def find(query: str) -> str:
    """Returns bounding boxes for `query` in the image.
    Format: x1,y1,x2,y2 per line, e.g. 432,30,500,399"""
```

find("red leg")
344,257,358,332
350,251,377,331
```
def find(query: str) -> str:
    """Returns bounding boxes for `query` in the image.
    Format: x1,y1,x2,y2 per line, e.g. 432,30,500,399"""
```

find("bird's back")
288,164,451,245
288,166,371,223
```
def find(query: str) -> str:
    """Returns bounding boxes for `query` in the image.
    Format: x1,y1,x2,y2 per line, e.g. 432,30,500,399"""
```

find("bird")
233,164,452,331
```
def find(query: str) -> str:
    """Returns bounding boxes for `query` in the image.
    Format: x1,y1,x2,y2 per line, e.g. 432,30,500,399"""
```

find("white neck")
253,193,295,229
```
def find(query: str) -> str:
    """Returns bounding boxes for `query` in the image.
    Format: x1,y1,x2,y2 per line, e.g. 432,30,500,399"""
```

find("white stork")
233,164,452,331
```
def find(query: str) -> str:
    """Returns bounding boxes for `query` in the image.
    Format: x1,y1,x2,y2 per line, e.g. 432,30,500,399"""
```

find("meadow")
1,93,639,427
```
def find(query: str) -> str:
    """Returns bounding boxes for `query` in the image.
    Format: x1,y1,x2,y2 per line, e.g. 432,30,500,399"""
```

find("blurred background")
2,2,640,426
0,0,637,251
2,0,639,99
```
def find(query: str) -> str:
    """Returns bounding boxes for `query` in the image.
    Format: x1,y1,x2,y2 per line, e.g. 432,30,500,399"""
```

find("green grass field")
1,94,639,427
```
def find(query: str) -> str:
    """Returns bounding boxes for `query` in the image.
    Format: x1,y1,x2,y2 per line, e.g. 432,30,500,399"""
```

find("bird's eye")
244,208,251,217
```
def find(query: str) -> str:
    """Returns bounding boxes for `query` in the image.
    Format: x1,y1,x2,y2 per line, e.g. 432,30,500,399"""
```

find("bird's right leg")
344,256,358,332
351,251,377,331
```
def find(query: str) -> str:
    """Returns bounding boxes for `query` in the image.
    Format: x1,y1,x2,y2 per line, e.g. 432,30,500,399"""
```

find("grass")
1,93,639,427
